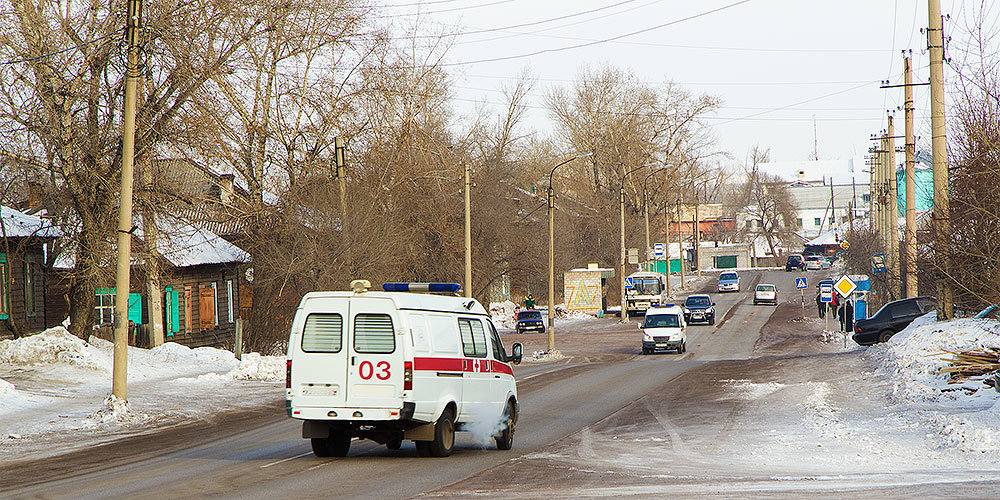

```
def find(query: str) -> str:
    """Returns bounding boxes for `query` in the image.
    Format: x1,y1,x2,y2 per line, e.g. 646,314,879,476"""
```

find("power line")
373,0,516,18
421,0,753,68
2,28,123,66
397,0,648,39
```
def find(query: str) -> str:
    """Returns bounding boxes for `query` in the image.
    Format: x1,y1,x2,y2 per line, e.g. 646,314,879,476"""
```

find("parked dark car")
785,254,804,272
852,296,937,345
515,310,545,334
683,294,716,325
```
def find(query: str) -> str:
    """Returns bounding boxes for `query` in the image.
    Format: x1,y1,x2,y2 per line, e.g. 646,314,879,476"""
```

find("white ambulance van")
286,281,523,458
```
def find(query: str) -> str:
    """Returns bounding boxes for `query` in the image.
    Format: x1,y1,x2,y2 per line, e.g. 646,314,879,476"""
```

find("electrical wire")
415,0,753,68
1,28,124,66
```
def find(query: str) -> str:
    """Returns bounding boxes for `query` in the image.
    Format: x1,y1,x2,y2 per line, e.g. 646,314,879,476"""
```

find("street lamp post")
547,152,593,352
620,162,661,323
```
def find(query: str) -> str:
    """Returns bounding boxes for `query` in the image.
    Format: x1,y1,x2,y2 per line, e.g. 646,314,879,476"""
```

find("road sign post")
795,277,807,319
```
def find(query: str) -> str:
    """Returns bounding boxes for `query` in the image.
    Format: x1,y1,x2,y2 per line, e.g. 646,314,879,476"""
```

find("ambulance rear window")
301,313,343,353
354,314,395,354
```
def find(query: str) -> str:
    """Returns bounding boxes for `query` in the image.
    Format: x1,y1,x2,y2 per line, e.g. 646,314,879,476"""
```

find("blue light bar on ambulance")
382,282,462,293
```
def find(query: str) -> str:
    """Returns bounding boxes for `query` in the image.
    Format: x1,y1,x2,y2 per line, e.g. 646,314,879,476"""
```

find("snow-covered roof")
143,215,250,268
53,214,249,270
805,231,841,246
0,206,62,238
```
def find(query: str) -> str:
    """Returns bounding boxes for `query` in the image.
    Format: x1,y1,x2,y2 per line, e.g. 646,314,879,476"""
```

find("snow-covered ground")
484,313,1000,495
0,327,284,462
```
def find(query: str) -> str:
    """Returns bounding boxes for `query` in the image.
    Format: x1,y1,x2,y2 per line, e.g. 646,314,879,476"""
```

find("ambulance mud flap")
404,423,435,441
401,402,415,420
302,420,330,439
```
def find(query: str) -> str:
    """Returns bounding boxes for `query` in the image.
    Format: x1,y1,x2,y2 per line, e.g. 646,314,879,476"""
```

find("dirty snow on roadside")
0,327,284,462
489,315,1000,496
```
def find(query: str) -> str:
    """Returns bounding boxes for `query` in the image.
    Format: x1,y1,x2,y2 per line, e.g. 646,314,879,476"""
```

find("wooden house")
0,206,63,339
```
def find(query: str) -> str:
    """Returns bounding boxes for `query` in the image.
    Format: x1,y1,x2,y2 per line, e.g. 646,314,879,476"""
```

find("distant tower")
813,115,819,161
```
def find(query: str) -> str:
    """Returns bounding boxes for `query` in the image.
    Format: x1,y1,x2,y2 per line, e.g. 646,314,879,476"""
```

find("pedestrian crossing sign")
795,278,807,289
624,276,634,289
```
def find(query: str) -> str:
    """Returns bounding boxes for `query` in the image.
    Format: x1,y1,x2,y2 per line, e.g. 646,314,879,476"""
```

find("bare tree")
736,147,796,261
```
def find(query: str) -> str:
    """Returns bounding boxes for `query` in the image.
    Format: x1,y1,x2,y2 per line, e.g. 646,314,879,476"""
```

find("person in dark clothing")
816,292,826,318
842,300,854,332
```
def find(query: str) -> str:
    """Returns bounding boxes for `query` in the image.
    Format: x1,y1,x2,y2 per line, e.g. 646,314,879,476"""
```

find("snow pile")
867,313,1000,452
529,349,566,362
724,379,785,400
490,300,519,329
0,378,15,395
229,353,284,381
84,394,149,427
868,313,1000,402
0,327,109,371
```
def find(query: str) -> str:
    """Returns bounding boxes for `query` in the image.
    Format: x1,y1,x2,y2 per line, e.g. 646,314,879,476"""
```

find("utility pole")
463,163,472,298
677,198,685,289
903,53,918,297
335,137,348,269
663,197,671,295
619,182,627,322
694,187,701,277
546,152,591,352
928,0,953,319
887,115,901,298
643,193,651,272
112,0,143,400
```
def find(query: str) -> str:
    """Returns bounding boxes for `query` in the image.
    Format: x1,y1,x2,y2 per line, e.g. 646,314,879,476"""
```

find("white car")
753,284,778,305
804,256,822,271
717,271,740,293
287,281,523,458
640,304,687,354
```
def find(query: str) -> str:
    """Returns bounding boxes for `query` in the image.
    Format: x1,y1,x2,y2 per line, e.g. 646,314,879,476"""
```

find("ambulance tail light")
403,361,413,390
286,360,292,389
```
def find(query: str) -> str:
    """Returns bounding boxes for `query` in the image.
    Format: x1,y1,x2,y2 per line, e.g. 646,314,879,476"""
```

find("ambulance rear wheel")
311,431,350,458
495,400,517,450
428,407,455,457
415,441,431,457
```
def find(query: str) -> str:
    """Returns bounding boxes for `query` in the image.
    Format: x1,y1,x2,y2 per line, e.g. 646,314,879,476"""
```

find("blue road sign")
819,284,834,303
872,253,887,274
795,277,807,289
624,276,634,289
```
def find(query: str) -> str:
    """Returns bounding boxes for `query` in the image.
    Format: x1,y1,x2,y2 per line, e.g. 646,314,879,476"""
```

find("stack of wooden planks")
938,347,1000,383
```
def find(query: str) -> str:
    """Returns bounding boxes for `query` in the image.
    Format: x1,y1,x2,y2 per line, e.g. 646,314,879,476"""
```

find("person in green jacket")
524,294,535,310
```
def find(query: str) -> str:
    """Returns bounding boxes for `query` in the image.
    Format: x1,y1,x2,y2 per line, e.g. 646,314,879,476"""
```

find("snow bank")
84,394,149,427
230,353,284,381
0,327,109,371
0,378,15,395
868,313,1000,403
866,313,1000,452
490,300,519,329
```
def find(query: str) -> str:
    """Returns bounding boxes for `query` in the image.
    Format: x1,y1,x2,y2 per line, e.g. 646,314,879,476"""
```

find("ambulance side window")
458,318,488,358
486,321,506,362
354,313,395,354
301,313,343,353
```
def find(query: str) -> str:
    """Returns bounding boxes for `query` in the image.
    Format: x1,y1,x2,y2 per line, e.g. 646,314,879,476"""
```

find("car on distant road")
683,294,716,325
818,257,832,269
852,296,937,345
785,254,805,272
515,310,545,334
717,271,740,293
753,284,778,305
804,255,822,271
640,304,687,354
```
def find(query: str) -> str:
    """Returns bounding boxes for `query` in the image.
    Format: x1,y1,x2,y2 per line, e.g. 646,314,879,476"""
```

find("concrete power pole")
677,199,685,289
694,188,701,278
619,184,627,322
463,163,472,298
112,0,143,399
887,115,901,298
928,0,953,319
903,54,919,298
663,199,671,295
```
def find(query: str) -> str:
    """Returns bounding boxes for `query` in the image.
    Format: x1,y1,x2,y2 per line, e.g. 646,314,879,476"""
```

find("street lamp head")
576,152,594,159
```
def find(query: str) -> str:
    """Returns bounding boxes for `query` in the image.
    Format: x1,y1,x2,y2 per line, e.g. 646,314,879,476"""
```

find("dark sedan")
683,294,716,325
852,296,937,345
515,310,545,334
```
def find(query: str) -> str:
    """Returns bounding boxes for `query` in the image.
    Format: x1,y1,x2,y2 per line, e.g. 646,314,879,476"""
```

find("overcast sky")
382,0,995,168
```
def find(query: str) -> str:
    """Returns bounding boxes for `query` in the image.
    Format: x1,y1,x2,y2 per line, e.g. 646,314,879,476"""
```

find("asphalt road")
3,270,779,500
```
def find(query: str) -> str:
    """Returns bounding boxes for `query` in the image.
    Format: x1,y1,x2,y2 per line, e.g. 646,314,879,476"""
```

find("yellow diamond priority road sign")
834,275,857,297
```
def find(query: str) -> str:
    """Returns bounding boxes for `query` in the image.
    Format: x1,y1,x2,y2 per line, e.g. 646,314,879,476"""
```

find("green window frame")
24,256,36,317
0,253,8,320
